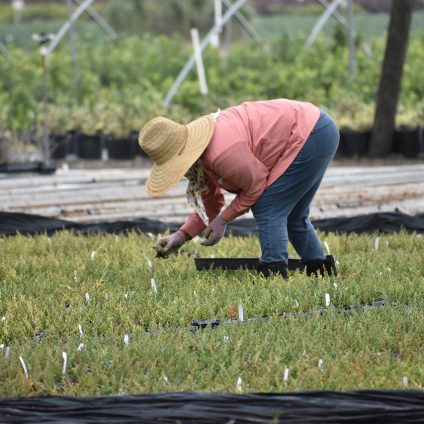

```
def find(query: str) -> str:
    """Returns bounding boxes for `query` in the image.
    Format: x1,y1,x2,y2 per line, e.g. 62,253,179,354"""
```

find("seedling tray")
195,257,303,271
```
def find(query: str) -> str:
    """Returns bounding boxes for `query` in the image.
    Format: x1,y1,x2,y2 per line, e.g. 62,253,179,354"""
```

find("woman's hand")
155,230,187,257
201,216,227,246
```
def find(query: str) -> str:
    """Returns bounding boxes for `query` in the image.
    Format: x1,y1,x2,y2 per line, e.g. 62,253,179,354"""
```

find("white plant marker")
163,375,169,384
210,254,215,259
374,237,380,251
62,352,67,376
283,368,289,383
238,304,244,322
77,343,85,352
333,282,338,289
324,241,331,255
78,324,83,338
124,334,129,346
5,346,11,359
387,268,392,274
224,336,229,343
193,290,197,298
318,358,324,372
236,376,243,392
124,292,128,300
19,356,29,378
402,376,409,386
151,278,158,294
1,316,6,322
115,235,120,242
146,258,153,271
294,299,299,308
325,293,331,307
74,270,79,283
85,292,90,304
0,344,4,349
91,251,96,261
147,232,154,240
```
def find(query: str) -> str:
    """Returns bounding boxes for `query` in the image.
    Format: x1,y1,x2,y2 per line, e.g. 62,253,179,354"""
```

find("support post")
66,0,79,101
211,0,222,48
164,0,248,107
305,0,345,48
191,28,208,96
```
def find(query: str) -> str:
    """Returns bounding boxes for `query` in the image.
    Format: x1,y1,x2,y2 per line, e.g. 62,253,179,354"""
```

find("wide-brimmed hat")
139,114,215,197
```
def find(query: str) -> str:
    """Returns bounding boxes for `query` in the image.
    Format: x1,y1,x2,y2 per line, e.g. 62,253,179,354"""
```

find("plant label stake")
151,278,158,294
163,375,169,384
85,292,90,304
5,346,11,359
294,299,299,308
147,232,154,240
1,316,6,322
324,241,331,255
224,336,229,343
333,283,338,289
318,358,324,372
283,368,289,383
124,334,129,346
236,376,242,392
403,376,409,386
62,352,67,376
374,237,380,251
115,235,120,242
325,293,331,307
124,292,128,300
238,304,244,322
78,324,83,338
19,356,29,379
77,343,85,352
91,251,96,261
74,271,79,283
0,344,3,349
146,258,153,271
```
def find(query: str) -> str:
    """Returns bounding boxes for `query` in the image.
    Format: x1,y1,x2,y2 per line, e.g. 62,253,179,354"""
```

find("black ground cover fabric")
1,211,424,237
0,391,423,423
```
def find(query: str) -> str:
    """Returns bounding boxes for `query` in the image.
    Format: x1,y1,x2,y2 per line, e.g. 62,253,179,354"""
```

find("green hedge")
0,32,423,142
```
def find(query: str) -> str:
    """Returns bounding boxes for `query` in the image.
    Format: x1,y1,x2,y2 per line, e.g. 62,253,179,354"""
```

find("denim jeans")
251,110,340,263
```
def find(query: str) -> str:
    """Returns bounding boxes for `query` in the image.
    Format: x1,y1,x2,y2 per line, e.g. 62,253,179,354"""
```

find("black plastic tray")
195,257,303,271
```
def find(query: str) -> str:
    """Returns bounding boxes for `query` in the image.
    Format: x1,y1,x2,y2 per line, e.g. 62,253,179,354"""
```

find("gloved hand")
155,230,187,258
201,216,227,246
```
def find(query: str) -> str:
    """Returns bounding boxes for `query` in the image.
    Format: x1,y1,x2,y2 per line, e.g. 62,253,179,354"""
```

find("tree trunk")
369,0,414,157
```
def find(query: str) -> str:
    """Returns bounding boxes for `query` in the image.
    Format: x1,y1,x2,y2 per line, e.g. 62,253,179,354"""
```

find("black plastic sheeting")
1,391,423,423
1,211,424,237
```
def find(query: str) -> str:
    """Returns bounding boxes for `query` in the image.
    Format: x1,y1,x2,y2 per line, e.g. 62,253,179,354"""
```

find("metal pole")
41,52,50,162
43,0,95,58
347,0,357,77
66,0,79,101
72,0,118,40
211,0,222,48
164,0,248,108
191,28,208,95
305,0,345,48
222,0,261,41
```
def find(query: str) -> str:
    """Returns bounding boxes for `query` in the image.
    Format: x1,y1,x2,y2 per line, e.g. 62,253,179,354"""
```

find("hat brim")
146,114,215,197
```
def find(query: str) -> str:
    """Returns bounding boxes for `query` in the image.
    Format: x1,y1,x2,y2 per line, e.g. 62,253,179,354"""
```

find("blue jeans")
251,111,339,263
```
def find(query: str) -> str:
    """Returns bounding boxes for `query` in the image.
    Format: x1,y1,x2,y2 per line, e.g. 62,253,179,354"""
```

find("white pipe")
305,0,345,48
164,0,248,107
211,0,222,48
191,28,208,96
222,0,261,42
43,0,95,57
72,0,118,40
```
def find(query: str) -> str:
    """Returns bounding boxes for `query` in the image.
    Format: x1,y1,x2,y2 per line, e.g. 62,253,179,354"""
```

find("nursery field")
0,230,423,397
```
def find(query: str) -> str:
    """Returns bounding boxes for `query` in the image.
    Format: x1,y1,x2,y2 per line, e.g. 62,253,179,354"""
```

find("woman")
139,98,339,279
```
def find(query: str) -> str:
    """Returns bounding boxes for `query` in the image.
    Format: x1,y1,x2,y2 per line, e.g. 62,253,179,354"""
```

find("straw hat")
139,114,215,197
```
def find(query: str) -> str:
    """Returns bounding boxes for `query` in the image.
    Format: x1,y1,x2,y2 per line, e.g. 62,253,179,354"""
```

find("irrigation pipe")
163,0,248,108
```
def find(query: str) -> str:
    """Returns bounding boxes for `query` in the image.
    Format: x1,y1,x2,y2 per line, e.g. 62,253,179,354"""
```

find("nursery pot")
393,127,422,158
76,133,103,159
107,136,137,160
50,134,68,159
339,129,371,157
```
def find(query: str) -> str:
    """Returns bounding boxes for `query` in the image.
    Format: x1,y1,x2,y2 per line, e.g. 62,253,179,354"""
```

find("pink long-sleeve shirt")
180,98,321,238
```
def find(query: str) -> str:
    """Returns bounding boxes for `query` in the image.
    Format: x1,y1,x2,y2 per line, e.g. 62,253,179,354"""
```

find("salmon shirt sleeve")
180,177,225,238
